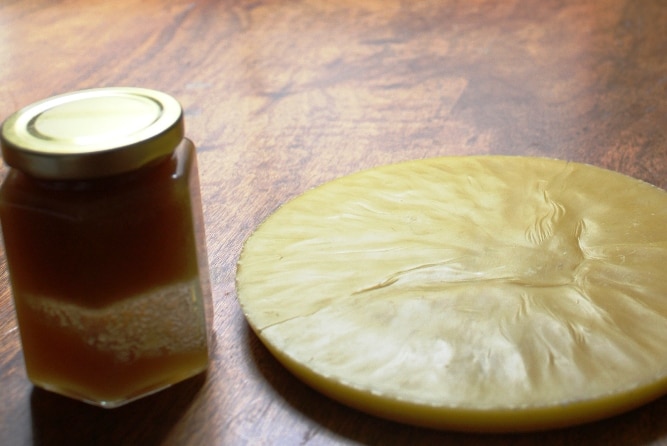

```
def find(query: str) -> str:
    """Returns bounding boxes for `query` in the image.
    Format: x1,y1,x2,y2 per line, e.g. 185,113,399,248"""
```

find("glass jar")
0,87,212,408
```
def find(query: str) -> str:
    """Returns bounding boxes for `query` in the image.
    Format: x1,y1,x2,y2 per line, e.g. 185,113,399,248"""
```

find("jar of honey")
0,87,213,408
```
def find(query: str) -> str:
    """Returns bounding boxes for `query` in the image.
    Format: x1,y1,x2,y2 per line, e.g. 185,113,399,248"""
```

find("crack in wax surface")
236,156,667,432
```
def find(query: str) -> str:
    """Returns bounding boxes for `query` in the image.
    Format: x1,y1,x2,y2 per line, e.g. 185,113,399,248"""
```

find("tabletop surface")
2,0,667,445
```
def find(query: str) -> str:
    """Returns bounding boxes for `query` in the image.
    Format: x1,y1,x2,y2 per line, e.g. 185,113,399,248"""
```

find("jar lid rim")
1,87,184,179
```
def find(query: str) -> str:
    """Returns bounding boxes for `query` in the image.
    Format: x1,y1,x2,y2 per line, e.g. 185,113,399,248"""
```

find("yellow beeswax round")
236,156,667,432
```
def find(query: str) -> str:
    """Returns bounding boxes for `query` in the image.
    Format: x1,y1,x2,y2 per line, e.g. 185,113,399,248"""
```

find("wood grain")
1,0,667,444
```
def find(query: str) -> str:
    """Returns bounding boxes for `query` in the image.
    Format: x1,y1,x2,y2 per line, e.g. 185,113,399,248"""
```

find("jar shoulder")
0,139,198,216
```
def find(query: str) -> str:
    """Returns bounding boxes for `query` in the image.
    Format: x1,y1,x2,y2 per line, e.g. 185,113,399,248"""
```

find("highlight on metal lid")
0,87,184,180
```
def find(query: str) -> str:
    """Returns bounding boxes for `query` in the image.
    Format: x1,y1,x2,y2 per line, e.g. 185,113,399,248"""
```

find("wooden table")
2,0,667,444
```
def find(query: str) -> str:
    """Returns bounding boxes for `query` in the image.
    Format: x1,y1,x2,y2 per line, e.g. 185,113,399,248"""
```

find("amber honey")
0,88,212,407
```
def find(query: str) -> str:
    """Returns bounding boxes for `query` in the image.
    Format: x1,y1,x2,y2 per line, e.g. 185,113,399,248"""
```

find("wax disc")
236,156,667,432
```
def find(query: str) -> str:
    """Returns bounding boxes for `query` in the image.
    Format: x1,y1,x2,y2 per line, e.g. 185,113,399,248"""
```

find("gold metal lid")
0,87,184,179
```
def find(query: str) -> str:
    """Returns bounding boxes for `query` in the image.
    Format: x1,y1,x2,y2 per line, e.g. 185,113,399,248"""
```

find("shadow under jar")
0,87,212,408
